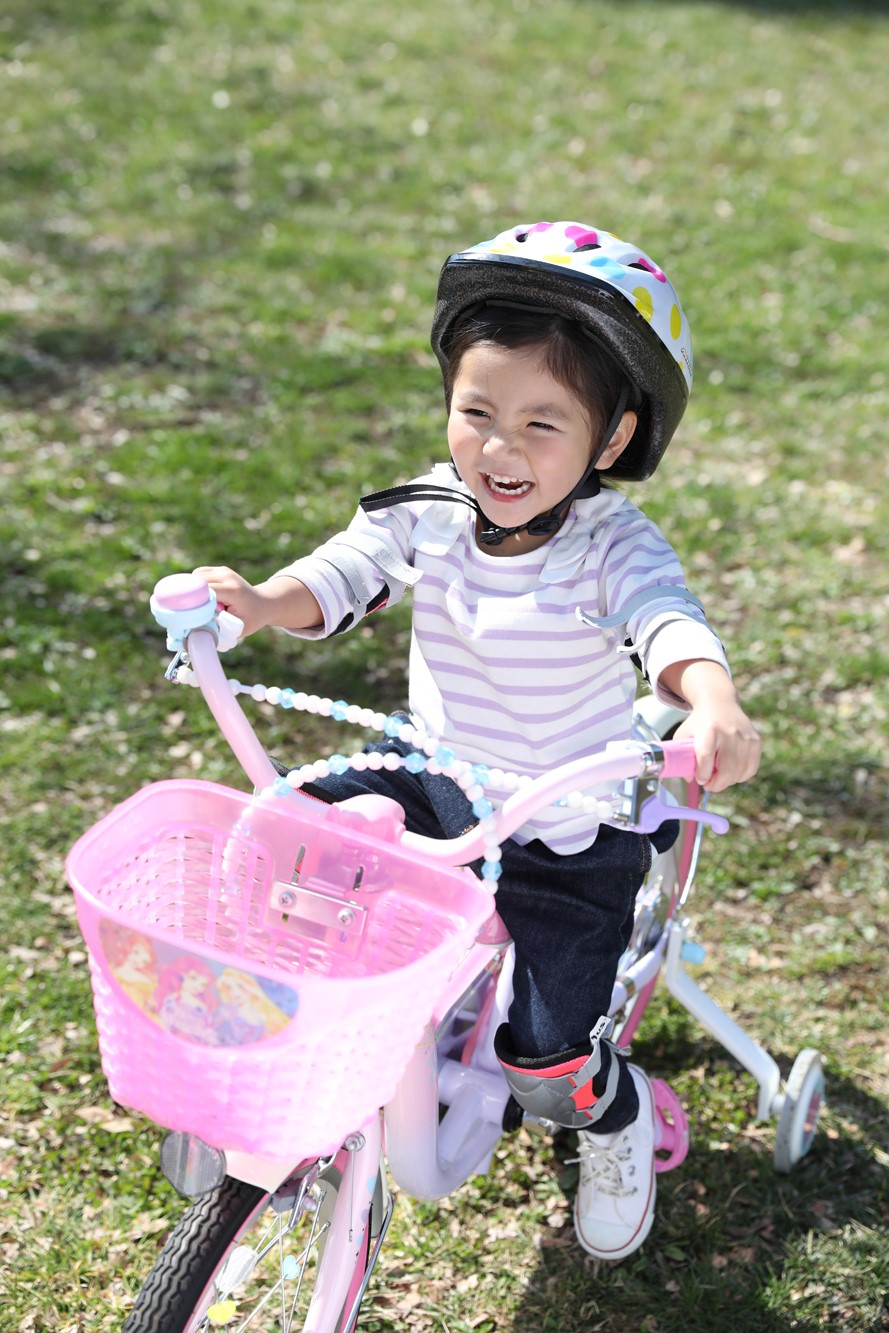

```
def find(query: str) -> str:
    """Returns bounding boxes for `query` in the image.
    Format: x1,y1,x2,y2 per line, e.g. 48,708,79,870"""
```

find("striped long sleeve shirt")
278,466,729,855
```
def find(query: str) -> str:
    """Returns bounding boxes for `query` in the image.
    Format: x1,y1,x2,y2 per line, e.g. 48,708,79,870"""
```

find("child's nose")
483,427,519,457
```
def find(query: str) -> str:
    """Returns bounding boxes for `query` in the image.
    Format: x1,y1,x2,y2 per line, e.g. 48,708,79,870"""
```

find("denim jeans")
294,726,677,1133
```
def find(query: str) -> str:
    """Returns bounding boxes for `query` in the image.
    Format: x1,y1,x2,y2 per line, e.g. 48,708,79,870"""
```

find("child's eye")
465,407,489,419
530,420,556,432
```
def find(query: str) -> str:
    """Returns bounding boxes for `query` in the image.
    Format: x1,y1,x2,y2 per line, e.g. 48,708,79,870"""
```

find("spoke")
278,1224,287,1329
230,1212,330,1332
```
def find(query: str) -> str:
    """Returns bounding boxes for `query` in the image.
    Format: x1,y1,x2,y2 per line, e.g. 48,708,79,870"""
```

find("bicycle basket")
66,779,493,1157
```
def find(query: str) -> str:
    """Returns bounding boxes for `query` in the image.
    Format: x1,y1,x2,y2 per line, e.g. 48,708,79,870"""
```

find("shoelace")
567,1134,638,1198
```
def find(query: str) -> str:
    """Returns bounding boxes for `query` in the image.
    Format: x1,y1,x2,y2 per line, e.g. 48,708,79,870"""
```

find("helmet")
430,220,692,480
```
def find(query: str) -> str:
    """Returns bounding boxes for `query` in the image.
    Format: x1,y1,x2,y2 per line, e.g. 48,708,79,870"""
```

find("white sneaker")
571,1065,656,1261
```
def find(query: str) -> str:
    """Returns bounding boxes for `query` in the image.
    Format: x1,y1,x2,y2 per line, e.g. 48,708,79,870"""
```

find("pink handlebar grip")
660,738,698,780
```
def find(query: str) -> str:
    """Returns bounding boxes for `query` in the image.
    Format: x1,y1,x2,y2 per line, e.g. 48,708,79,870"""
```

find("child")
196,219,761,1261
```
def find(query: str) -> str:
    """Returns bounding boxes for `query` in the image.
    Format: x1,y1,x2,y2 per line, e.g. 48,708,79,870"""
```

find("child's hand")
673,701,761,793
193,565,324,637
662,659,761,793
193,565,270,639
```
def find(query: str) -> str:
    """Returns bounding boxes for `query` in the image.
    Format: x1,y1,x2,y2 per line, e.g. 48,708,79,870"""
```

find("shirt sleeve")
597,509,731,710
274,502,417,640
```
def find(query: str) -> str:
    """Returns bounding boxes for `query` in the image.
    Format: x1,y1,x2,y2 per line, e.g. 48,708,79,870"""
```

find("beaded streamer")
172,666,618,884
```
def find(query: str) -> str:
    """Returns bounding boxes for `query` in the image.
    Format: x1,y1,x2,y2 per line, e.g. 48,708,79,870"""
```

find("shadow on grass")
506,1050,887,1333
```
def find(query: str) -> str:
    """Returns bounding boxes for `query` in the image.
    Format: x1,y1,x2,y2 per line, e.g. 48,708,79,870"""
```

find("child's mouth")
482,472,533,500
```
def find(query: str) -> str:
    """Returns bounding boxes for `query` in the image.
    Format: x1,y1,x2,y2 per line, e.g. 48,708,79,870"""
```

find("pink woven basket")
67,780,493,1158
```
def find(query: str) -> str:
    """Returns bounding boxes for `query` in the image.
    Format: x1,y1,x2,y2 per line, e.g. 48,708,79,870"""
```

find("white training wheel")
773,1049,825,1174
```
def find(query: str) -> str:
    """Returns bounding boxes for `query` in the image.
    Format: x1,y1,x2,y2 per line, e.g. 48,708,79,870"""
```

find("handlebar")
150,574,727,867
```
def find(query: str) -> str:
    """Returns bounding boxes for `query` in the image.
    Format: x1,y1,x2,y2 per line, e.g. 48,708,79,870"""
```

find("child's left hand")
663,660,762,792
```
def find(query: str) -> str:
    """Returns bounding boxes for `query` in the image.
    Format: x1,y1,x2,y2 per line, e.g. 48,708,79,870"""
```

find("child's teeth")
487,473,531,494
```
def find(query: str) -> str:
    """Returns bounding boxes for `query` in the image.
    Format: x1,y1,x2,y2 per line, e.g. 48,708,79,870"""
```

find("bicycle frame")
67,574,825,1332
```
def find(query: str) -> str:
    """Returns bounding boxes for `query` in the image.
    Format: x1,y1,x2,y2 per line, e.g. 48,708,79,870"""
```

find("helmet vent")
515,232,530,242
574,243,601,253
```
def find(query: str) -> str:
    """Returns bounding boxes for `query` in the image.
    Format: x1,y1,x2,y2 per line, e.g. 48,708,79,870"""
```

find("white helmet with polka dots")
431,220,693,481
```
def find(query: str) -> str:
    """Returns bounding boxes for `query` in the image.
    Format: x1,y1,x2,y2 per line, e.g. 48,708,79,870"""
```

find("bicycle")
65,572,826,1332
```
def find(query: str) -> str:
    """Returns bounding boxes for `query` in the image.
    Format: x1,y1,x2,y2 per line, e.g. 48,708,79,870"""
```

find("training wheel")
650,1078,690,1174
773,1049,825,1174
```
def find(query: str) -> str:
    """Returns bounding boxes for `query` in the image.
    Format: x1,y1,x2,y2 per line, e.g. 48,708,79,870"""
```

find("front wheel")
124,1152,375,1333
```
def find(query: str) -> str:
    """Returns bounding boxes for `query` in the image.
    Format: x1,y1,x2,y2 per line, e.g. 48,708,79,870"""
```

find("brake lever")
612,776,730,836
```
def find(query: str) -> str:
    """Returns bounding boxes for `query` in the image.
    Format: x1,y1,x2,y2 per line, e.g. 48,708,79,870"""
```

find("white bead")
366,751,384,770
358,708,376,728
252,684,267,702
372,713,387,732
456,771,474,790
318,697,332,716
382,752,401,771
345,705,362,724
422,735,438,756
265,686,281,706
425,761,441,775
489,768,505,787
518,774,533,788
306,695,320,713
227,676,239,693
351,752,369,771
500,772,519,791
294,692,308,710
398,723,416,743
298,765,315,785
312,759,330,778
286,770,302,788
466,784,484,802
566,791,583,809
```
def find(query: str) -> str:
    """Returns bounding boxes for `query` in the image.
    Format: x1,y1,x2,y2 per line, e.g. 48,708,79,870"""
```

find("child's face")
447,344,619,553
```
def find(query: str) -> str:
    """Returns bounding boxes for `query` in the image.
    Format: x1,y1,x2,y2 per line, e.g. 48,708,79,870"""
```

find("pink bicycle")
65,574,825,1332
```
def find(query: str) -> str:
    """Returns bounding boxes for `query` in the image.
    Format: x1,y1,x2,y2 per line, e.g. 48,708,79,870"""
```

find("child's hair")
444,305,629,452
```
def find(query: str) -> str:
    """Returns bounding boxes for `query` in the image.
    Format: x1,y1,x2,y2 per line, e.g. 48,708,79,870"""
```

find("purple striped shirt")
279,468,729,854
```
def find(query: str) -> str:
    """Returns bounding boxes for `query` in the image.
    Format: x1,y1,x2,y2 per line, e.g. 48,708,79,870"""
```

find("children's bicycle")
65,574,825,1332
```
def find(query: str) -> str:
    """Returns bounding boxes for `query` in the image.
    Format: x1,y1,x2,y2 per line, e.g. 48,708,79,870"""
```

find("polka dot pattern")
463,220,693,391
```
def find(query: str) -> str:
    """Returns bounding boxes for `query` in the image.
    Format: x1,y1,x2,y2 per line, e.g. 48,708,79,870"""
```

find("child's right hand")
193,566,269,638
194,566,324,637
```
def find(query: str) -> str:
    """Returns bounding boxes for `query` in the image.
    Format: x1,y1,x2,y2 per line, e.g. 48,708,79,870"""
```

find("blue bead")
481,860,502,881
470,764,490,786
331,699,349,721
435,746,456,767
383,715,402,738
404,752,427,773
279,688,295,709
328,754,349,774
471,798,494,819
272,777,291,797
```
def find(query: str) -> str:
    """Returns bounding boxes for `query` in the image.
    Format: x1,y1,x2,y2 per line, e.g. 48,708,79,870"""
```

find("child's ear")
596,411,637,470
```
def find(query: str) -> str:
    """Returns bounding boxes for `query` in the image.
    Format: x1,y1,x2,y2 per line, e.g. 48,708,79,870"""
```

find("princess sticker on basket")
99,923,161,1012
98,921,299,1047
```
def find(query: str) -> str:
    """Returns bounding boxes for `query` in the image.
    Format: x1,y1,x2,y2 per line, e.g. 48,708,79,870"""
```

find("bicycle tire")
124,1159,372,1333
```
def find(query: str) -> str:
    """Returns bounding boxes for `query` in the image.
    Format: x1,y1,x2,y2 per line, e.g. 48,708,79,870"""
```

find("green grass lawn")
2,1,888,1329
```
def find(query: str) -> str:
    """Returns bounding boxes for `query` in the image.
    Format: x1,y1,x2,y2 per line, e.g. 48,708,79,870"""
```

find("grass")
2,0,888,1329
